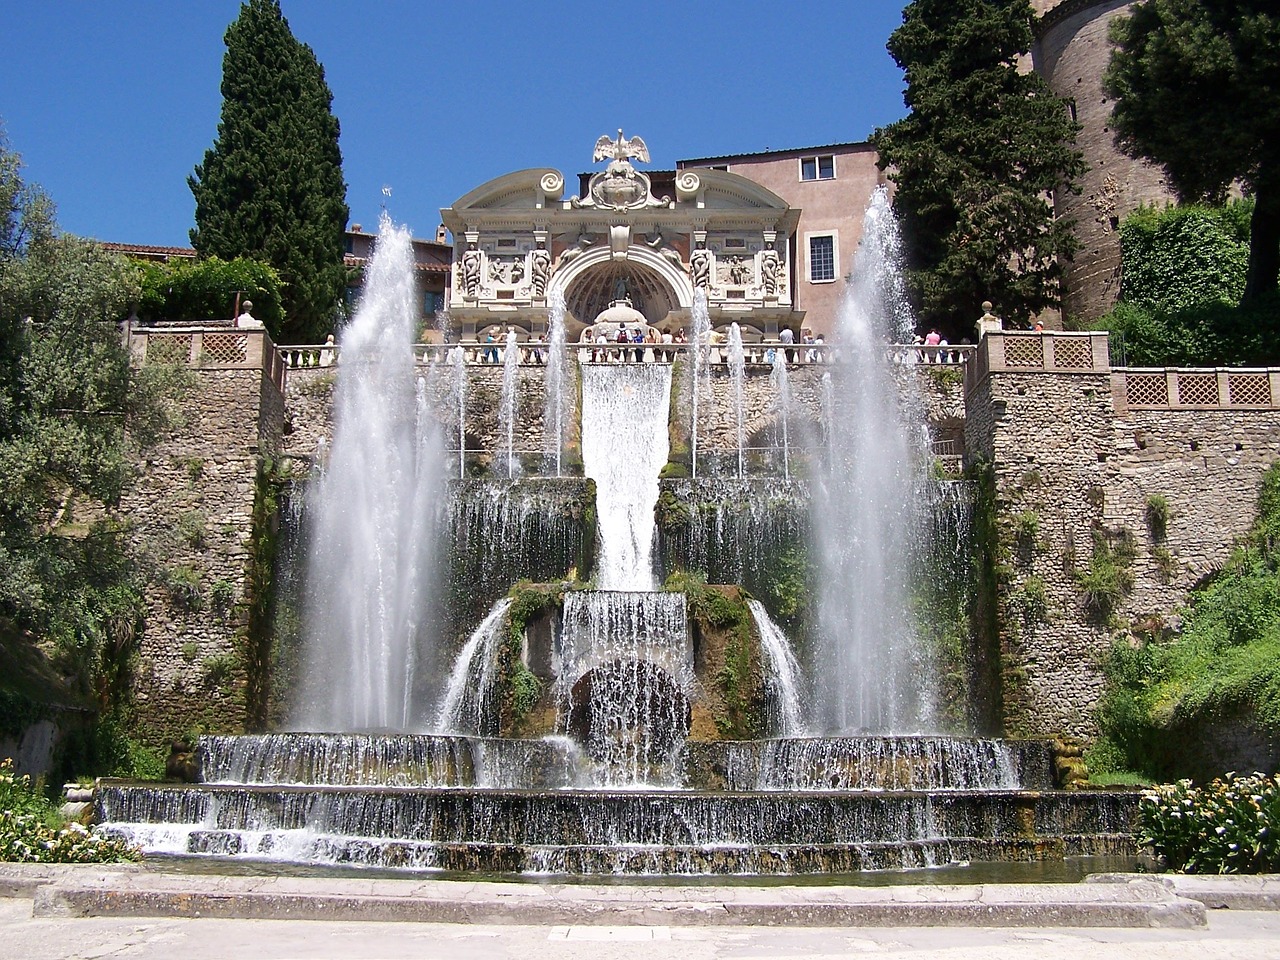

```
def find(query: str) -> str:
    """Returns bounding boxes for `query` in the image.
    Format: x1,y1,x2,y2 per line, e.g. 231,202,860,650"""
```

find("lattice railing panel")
145,335,192,365
1002,336,1044,367
1227,372,1272,406
201,333,249,365
1124,373,1168,406
1051,338,1094,369
1175,373,1219,406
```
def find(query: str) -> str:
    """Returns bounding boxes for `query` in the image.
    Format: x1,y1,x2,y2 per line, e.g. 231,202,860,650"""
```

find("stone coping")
0,863,1236,928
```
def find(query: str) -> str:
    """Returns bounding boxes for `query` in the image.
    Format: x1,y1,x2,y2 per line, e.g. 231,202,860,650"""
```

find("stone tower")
1031,0,1175,325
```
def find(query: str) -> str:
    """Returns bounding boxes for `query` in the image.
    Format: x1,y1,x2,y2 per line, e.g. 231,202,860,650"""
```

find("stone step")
96,782,1140,849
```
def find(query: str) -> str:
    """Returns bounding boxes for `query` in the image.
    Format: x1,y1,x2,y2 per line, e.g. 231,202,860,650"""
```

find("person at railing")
319,333,336,367
779,326,796,364
631,326,645,363
659,327,674,362
528,336,546,364
482,331,498,364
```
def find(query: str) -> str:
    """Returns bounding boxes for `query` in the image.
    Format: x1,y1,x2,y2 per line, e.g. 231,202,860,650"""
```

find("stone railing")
278,341,975,369
130,325,285,392
967,331,1110,393
1112,367,1280,411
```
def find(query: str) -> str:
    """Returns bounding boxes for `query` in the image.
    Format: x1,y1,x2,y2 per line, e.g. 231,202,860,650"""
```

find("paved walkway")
1,865,1278,960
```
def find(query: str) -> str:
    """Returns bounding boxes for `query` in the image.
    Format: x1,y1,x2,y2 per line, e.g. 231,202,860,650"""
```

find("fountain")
810,186,936,734
498,329,520,477
290,215,448,732
542,289,569,476
95,197,1141,878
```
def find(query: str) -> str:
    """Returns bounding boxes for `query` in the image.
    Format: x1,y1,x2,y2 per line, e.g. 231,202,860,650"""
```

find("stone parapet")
1112,367,1280,411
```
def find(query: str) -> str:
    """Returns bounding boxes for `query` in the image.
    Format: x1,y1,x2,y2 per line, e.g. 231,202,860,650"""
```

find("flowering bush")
1139,772,1280,873
0,759,138,864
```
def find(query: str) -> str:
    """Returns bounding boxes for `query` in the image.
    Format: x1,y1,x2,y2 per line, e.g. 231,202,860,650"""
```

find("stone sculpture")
460,245,482,298
530,246,551,298
761,246,780,297
690,248,711,290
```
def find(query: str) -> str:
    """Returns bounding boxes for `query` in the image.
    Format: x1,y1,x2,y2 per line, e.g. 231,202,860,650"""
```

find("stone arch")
550,247,693,329
567,658,691,766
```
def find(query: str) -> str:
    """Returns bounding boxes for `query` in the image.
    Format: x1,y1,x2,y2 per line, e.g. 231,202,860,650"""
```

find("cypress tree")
873,0,1086,334
189,0,348,343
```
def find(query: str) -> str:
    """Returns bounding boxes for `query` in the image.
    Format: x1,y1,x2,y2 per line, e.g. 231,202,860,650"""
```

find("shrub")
1095,465,1280,779
1076,530,1135,623
209,579,236,617
1119,202,1251,313
1140,773,1280,874
175,510,208,550
136,255,284,336
1098,293,1280,368
1145,494,1171,540
162,565,203,612
0,759,139,863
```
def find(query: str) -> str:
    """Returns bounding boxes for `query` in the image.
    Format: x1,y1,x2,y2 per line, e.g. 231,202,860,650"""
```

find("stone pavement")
2,865,1279,960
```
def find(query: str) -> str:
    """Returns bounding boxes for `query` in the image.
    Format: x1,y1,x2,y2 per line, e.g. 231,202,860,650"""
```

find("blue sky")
1,1,910,247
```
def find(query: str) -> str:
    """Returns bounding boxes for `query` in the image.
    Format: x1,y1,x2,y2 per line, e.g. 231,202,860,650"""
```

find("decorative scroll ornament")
572,129,672,212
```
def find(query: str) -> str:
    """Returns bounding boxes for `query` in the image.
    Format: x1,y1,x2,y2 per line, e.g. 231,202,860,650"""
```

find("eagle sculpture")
594,130,650,166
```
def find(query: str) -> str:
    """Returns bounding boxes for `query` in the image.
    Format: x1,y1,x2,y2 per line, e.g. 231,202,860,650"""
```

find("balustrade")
276,340,976,369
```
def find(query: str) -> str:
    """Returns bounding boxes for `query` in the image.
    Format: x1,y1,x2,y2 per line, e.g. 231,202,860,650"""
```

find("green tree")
189,0,348,343
873,0,1086,334
1105,0,1280,302
135,255,284,335
0,133,155,707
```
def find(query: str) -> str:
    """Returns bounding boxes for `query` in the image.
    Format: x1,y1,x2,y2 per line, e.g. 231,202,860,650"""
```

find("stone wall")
122,366,285,741
967,333,1280,740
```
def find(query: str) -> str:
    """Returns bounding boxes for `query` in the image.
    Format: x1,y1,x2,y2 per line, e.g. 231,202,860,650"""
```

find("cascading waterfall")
688,290,711,479
580,363,672,589
747,600,806,736
499,329,520,477
442,479,588,628
543,288,569,476
293,215,446,732
557,591,692,786
771,352,793,481
656,479,808,598
727,322,746,477
811,186,936,734
435,598,513,735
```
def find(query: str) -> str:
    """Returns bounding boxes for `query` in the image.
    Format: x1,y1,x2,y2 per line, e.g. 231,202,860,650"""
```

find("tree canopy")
0,131,151,707
189,0,348,343
873,0,1085,335
1105,0,1280,302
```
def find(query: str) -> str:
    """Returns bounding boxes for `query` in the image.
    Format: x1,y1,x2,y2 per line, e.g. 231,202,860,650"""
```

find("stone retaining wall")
122,367,285,740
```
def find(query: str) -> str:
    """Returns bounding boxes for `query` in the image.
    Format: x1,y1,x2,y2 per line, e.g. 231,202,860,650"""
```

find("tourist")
660,328,674,362
779,325,796,364
482,330,498,364
632,326,645,363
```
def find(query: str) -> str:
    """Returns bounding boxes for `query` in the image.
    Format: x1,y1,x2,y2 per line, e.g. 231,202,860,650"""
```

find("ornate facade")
439,132,803,339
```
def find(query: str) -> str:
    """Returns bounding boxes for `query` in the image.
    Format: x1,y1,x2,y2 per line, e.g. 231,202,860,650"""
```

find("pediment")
442,169,565,229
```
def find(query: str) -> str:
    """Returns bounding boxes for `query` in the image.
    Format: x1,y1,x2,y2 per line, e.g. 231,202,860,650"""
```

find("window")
800,155,835,181
808,235,835,282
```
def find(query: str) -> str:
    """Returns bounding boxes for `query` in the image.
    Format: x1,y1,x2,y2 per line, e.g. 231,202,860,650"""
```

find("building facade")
677,143,887,338
440,132,804,341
